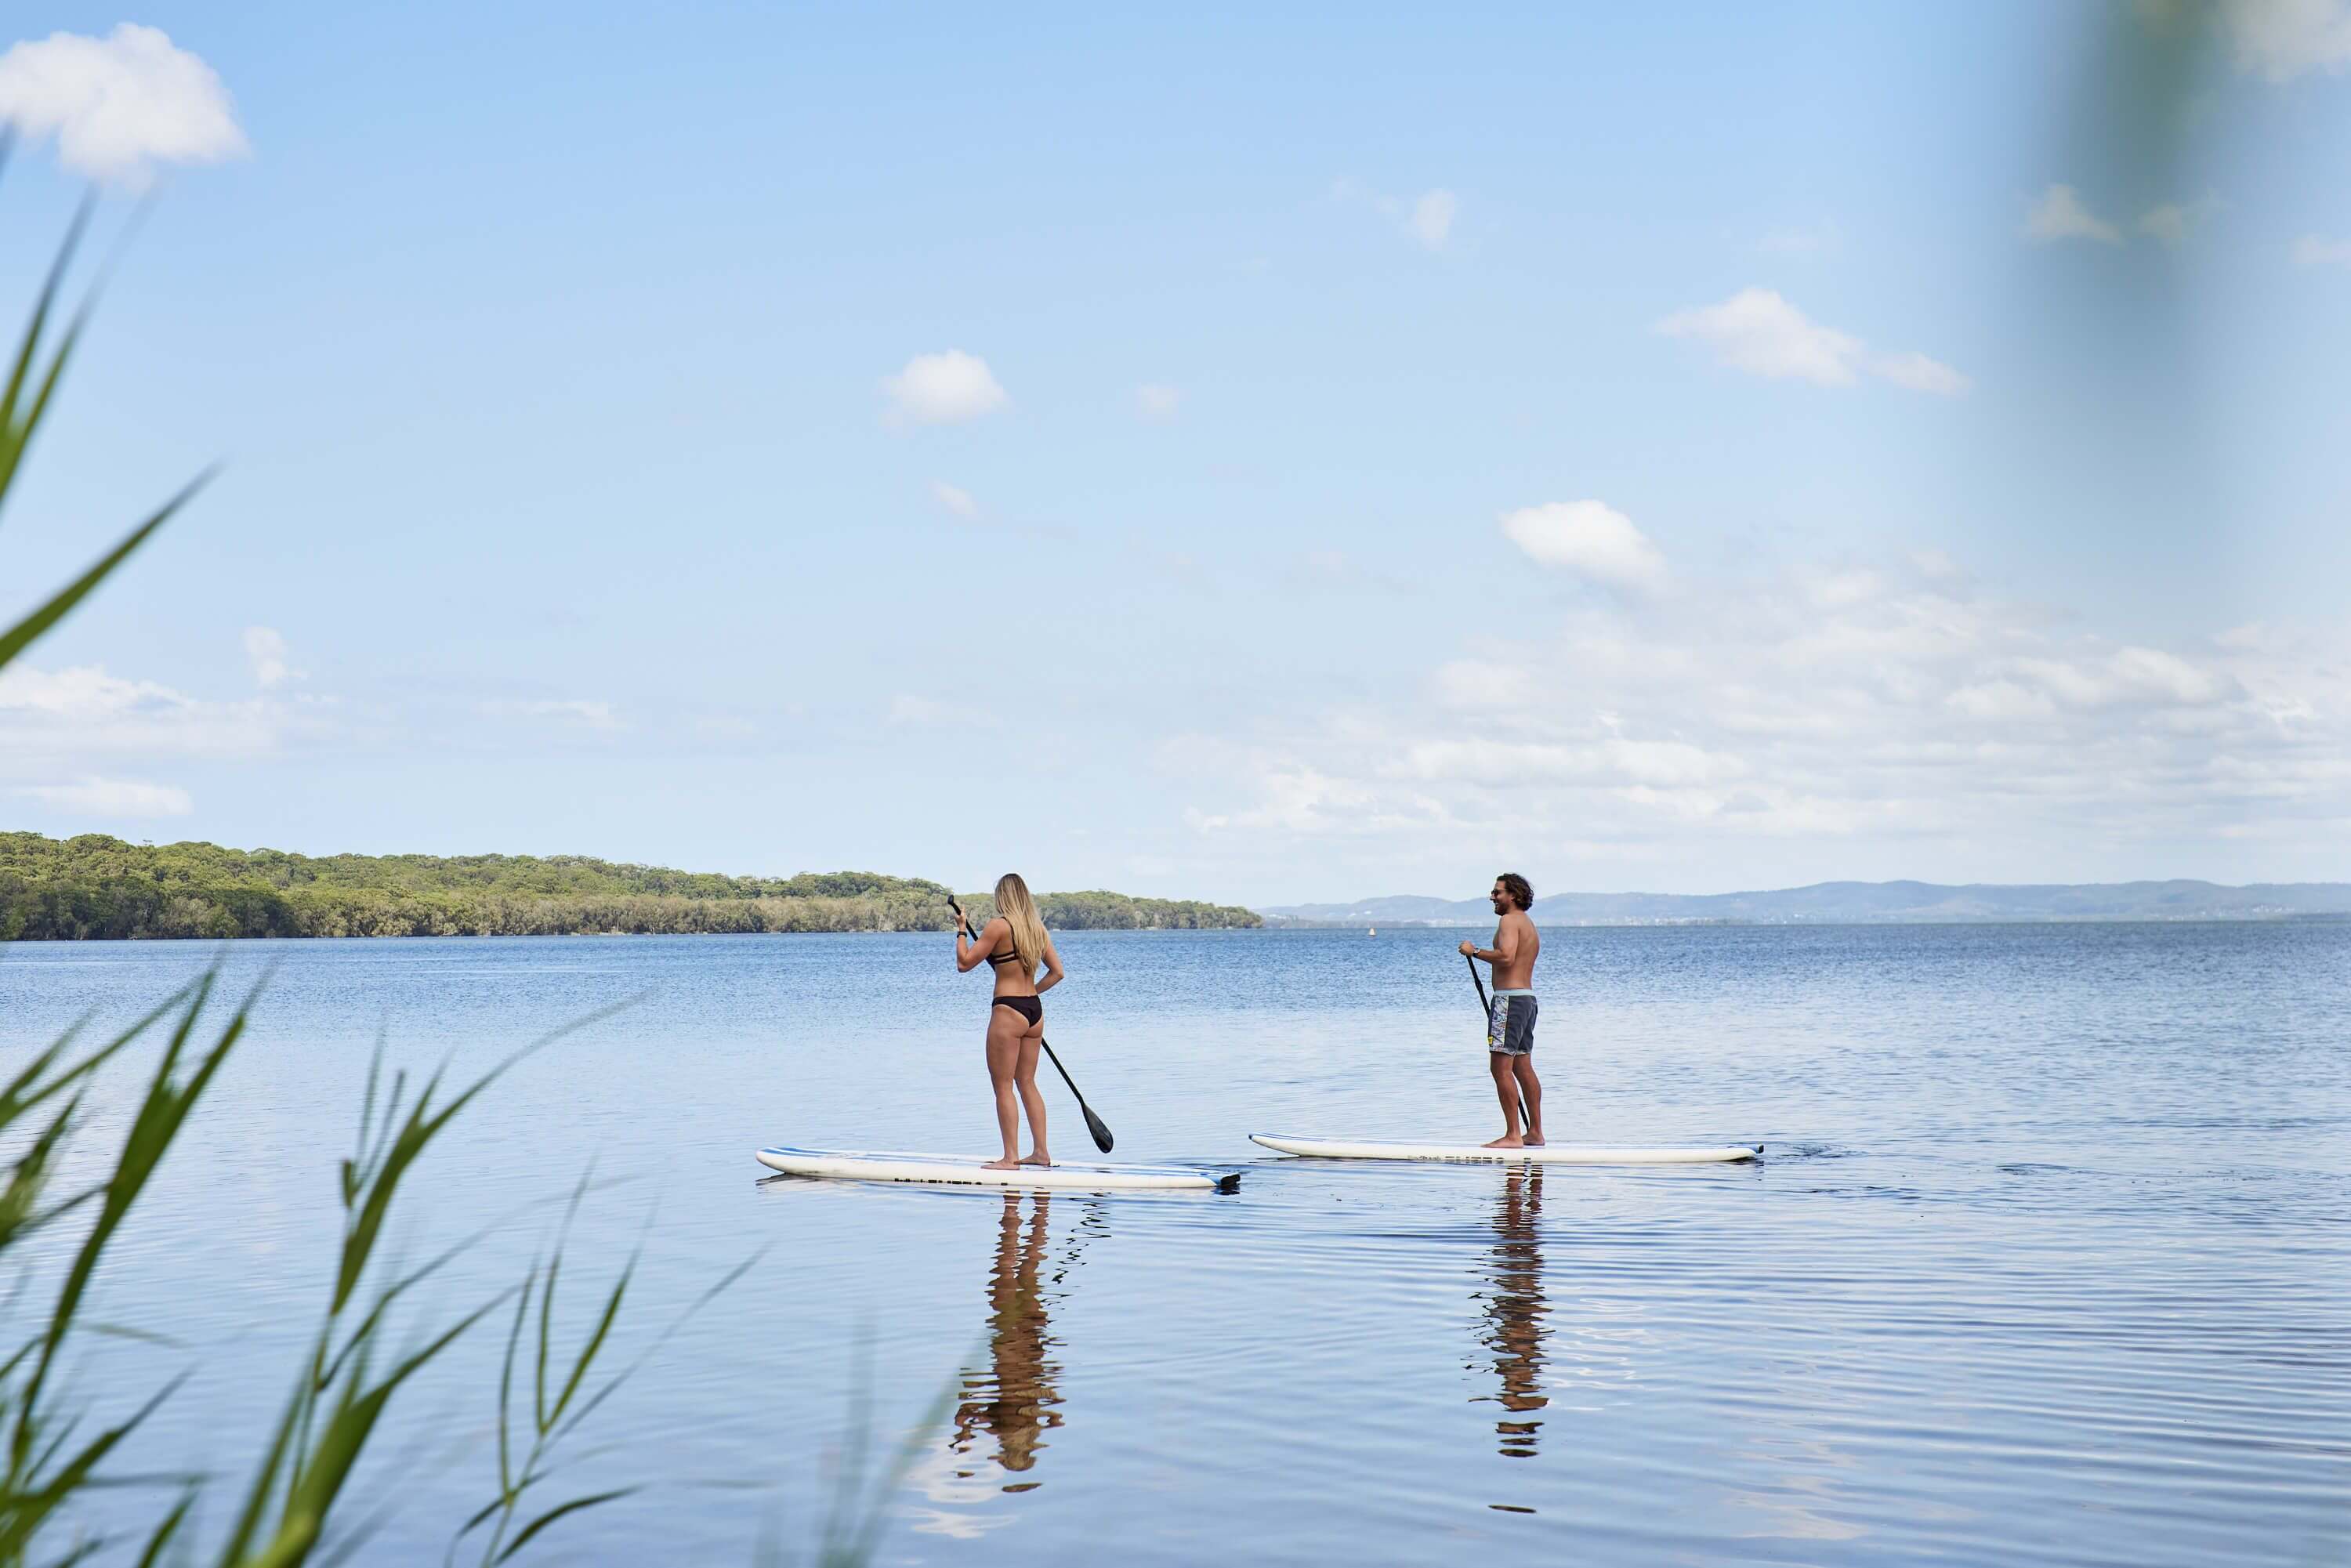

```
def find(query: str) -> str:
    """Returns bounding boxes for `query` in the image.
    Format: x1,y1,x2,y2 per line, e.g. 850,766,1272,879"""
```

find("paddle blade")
1082,1105,1113,1153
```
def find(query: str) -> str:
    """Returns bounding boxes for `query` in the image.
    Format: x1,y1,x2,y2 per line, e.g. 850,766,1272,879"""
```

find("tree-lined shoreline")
0,833,1261,940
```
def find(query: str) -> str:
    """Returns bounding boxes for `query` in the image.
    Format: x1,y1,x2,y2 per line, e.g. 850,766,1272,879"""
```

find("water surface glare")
5,924,2346,1564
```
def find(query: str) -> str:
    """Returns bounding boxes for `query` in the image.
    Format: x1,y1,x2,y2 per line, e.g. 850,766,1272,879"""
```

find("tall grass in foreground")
0,152,926,1563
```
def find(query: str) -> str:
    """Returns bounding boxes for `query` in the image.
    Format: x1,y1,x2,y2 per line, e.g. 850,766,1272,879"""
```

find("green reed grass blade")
0,1097,80,1252
134,1493,194,1568
216,1362,320,1568
9,1182,103,1251
333,1002,632,1317
0,984,197,1129
494,1265,534,1505
0,196,90,506
13,979,241,1471
491,1487,637,1564
546,1254,632,1437
0,470,213,675
316,1226,503,1396
0,1374,183,1558
78,1323,185,1351
548,1250,760,1447
242,1294,511,1568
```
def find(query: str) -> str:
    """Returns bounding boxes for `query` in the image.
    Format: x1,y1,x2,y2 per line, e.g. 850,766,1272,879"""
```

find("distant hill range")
1257,880,2351,926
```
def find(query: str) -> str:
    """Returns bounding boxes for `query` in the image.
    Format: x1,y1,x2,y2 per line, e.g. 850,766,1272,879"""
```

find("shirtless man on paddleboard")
1461,873,1542,1148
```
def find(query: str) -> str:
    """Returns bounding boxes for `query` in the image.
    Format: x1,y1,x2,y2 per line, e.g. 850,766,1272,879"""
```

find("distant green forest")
0,833,1262,940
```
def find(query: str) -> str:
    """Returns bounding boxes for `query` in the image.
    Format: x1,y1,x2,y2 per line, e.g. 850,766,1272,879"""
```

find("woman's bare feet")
1523,1135,1545,1146
983,1156,1021,1170
1483,1135,1526,1149
1020,1151,1052,1167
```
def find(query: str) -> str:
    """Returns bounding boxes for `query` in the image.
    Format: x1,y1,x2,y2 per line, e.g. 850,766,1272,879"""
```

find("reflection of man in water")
951,1193,1063,1482
1478,1165,1549,1458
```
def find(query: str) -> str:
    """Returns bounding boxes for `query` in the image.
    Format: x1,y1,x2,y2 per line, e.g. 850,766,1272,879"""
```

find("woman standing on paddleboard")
953,874,1065,1169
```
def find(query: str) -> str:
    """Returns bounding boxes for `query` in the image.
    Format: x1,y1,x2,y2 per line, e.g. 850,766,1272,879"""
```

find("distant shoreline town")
0,833,1260,940
1256,880,2351,928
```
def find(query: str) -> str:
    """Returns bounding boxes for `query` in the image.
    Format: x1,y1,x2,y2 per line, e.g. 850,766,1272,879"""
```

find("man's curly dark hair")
1496,872,1534,911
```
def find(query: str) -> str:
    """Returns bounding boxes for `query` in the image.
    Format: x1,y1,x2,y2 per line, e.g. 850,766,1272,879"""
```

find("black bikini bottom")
992,995,1042,1026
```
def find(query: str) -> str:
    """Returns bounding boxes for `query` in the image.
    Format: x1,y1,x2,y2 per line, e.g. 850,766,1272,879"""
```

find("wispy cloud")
16,776,193,818
243,626,299,689
1331,177,1461,251
479,698,621,731
1134,382,1182,422
0,24,248,186
2025,183,2124,244
1500,501,1667,590
882,350,1007,425
930,480,979,519
1657,288,1967,395
1758,223,1842,257
2291,234,2351,266
2219,0,2351,81
1407,190,1457,250
1166,546,2349,874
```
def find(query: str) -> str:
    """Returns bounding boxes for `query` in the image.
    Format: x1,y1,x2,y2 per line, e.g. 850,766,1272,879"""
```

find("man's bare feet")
1483,1135,1525,1149
983,1157,1021,1170
1020,1151,1052,1167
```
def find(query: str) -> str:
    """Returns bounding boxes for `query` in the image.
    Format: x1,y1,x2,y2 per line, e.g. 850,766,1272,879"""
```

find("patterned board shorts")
1487,990,1538,1056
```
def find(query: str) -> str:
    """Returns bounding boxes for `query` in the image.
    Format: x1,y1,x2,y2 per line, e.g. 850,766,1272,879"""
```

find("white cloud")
2009,646,2233,708
0,24,248,186
1658,289,1966,396
886,693,995,729
2024,183,2124,244
2221,0,2351,81
881,350,1006,425
1134,383,1182,421
1758,223,1842,256
1331,177,1461,251
1500,501,1667,591
929,480,978,520
1433,660,1541,712
1658,288,1862,386
1162,548,2351,879
2138,204,2190,244
0,662,274,757
479,698,621,731
1871,351,1972,396
242,625,299,688
2291,234,2351,266
1407,190,1456,249
15,775,192,817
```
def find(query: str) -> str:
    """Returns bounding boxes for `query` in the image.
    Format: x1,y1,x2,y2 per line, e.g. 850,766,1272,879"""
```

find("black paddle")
953,899,1115,1153
1466,951,1534,1133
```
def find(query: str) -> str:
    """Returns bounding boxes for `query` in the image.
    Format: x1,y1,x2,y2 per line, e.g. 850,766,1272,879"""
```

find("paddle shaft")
1466,951,1534,1133
955,902,1114,1153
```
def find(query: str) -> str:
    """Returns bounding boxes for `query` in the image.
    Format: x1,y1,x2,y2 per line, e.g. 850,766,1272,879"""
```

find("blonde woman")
953,874,1066,1169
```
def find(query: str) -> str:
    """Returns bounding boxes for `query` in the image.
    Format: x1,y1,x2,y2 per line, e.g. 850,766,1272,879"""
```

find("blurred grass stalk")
0,150,915,1565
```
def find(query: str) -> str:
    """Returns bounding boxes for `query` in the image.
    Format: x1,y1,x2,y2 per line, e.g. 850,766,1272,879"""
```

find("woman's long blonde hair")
994,873,1046,975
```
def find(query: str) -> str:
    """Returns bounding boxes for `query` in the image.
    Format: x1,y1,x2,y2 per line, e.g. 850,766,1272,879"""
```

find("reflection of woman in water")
951,1193,1065,1482
1479,1164,1549,1458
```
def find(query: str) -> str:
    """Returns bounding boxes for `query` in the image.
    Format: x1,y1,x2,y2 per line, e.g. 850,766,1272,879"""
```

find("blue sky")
2,2,2348,904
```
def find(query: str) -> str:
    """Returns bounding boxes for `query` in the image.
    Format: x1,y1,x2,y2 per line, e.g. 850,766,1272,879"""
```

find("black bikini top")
984,919,1025,968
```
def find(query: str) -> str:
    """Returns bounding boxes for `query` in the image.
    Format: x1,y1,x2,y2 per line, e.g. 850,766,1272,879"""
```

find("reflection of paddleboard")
755,1146,1240,1191
1249,1135,1761,1164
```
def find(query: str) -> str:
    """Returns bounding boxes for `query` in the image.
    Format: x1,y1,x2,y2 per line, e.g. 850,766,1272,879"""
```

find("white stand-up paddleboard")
755,1146,1241,1191
1249,1134,1761,1165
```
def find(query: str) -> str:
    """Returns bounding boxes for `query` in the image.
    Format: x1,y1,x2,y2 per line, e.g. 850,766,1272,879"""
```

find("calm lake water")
6,923,2347,1565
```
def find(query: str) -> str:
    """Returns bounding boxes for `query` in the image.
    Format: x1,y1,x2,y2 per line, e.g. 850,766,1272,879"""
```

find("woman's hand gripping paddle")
954,898,1115,1153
